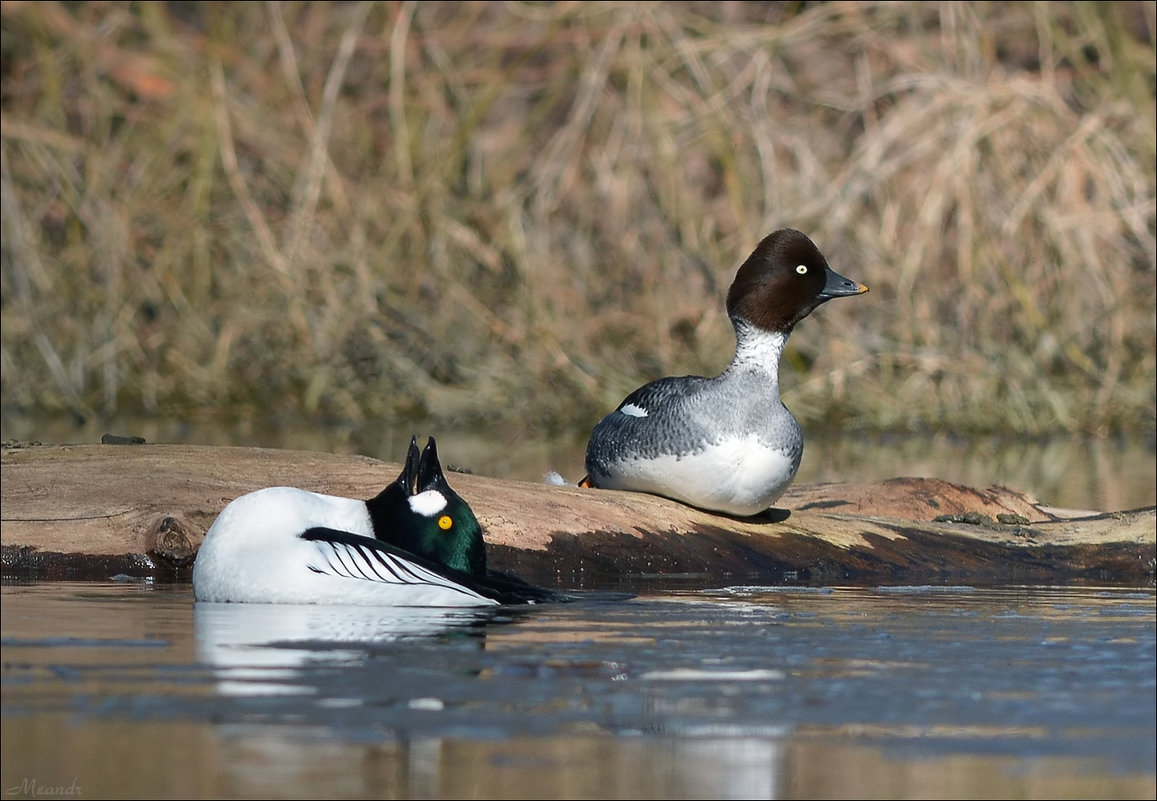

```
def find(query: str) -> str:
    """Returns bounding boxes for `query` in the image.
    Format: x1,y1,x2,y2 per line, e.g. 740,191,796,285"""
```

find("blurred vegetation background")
2,1,1154,456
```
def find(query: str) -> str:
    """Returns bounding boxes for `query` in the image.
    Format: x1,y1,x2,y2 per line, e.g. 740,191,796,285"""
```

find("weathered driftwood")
1,442,1153,587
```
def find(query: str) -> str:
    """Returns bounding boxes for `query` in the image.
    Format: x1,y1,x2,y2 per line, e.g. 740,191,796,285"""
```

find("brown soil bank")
2,442,1153,588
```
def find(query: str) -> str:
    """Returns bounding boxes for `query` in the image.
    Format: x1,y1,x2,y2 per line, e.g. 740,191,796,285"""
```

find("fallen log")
1,441,1153,587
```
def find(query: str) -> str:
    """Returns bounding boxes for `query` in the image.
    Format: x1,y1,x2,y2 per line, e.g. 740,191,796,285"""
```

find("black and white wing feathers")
300,527,567,605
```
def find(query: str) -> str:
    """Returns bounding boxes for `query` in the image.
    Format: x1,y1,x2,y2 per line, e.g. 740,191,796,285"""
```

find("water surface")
2,581,1154,799
3,414,1153,513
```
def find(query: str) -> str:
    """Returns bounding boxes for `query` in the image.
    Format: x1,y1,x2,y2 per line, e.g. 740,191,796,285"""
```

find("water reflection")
2,583,1154,800
187,726,788,801
193,603,497,696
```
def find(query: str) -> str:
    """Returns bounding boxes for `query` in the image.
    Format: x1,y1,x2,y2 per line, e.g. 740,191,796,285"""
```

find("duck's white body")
192,486,499,607
585,327,802,516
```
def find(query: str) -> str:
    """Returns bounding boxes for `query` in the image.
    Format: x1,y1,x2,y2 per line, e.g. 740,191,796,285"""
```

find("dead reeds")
1,1,1153,441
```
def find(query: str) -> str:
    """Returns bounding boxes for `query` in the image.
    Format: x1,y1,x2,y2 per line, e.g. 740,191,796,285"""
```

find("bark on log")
2,442,1153,587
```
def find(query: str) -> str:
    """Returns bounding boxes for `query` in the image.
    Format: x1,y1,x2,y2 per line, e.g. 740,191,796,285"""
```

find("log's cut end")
2,442,1154,586
143,513,203,565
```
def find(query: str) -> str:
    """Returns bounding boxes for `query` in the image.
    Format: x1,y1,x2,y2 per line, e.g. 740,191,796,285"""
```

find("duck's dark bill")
820,268,869,298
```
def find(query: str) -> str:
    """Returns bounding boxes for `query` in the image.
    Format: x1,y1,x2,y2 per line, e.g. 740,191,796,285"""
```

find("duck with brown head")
582,230,868,517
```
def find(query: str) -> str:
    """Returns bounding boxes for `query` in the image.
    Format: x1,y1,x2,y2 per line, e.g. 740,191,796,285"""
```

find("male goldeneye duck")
193,436,563,606
582,229,868,517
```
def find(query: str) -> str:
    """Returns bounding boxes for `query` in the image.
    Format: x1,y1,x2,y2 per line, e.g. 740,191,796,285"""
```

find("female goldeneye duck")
582,229,868,517
193,436,563,607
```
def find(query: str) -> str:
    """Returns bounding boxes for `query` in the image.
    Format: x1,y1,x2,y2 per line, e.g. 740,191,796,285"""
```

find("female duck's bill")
192,436,566,607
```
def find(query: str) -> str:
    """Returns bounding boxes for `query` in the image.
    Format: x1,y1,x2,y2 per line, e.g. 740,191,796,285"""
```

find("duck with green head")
193,436,562,606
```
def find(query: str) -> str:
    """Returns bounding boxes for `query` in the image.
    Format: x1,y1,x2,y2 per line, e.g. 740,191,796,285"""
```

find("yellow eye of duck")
795,264,808,274
438,515,453,530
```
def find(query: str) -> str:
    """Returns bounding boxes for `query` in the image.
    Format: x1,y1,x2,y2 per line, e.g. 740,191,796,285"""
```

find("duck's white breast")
599,433,798,516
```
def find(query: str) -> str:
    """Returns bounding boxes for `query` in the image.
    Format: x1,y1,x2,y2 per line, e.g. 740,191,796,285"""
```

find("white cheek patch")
620,403,648,418
408,489,448,517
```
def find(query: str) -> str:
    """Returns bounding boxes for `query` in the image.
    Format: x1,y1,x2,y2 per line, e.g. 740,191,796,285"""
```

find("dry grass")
1,1,1154,443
